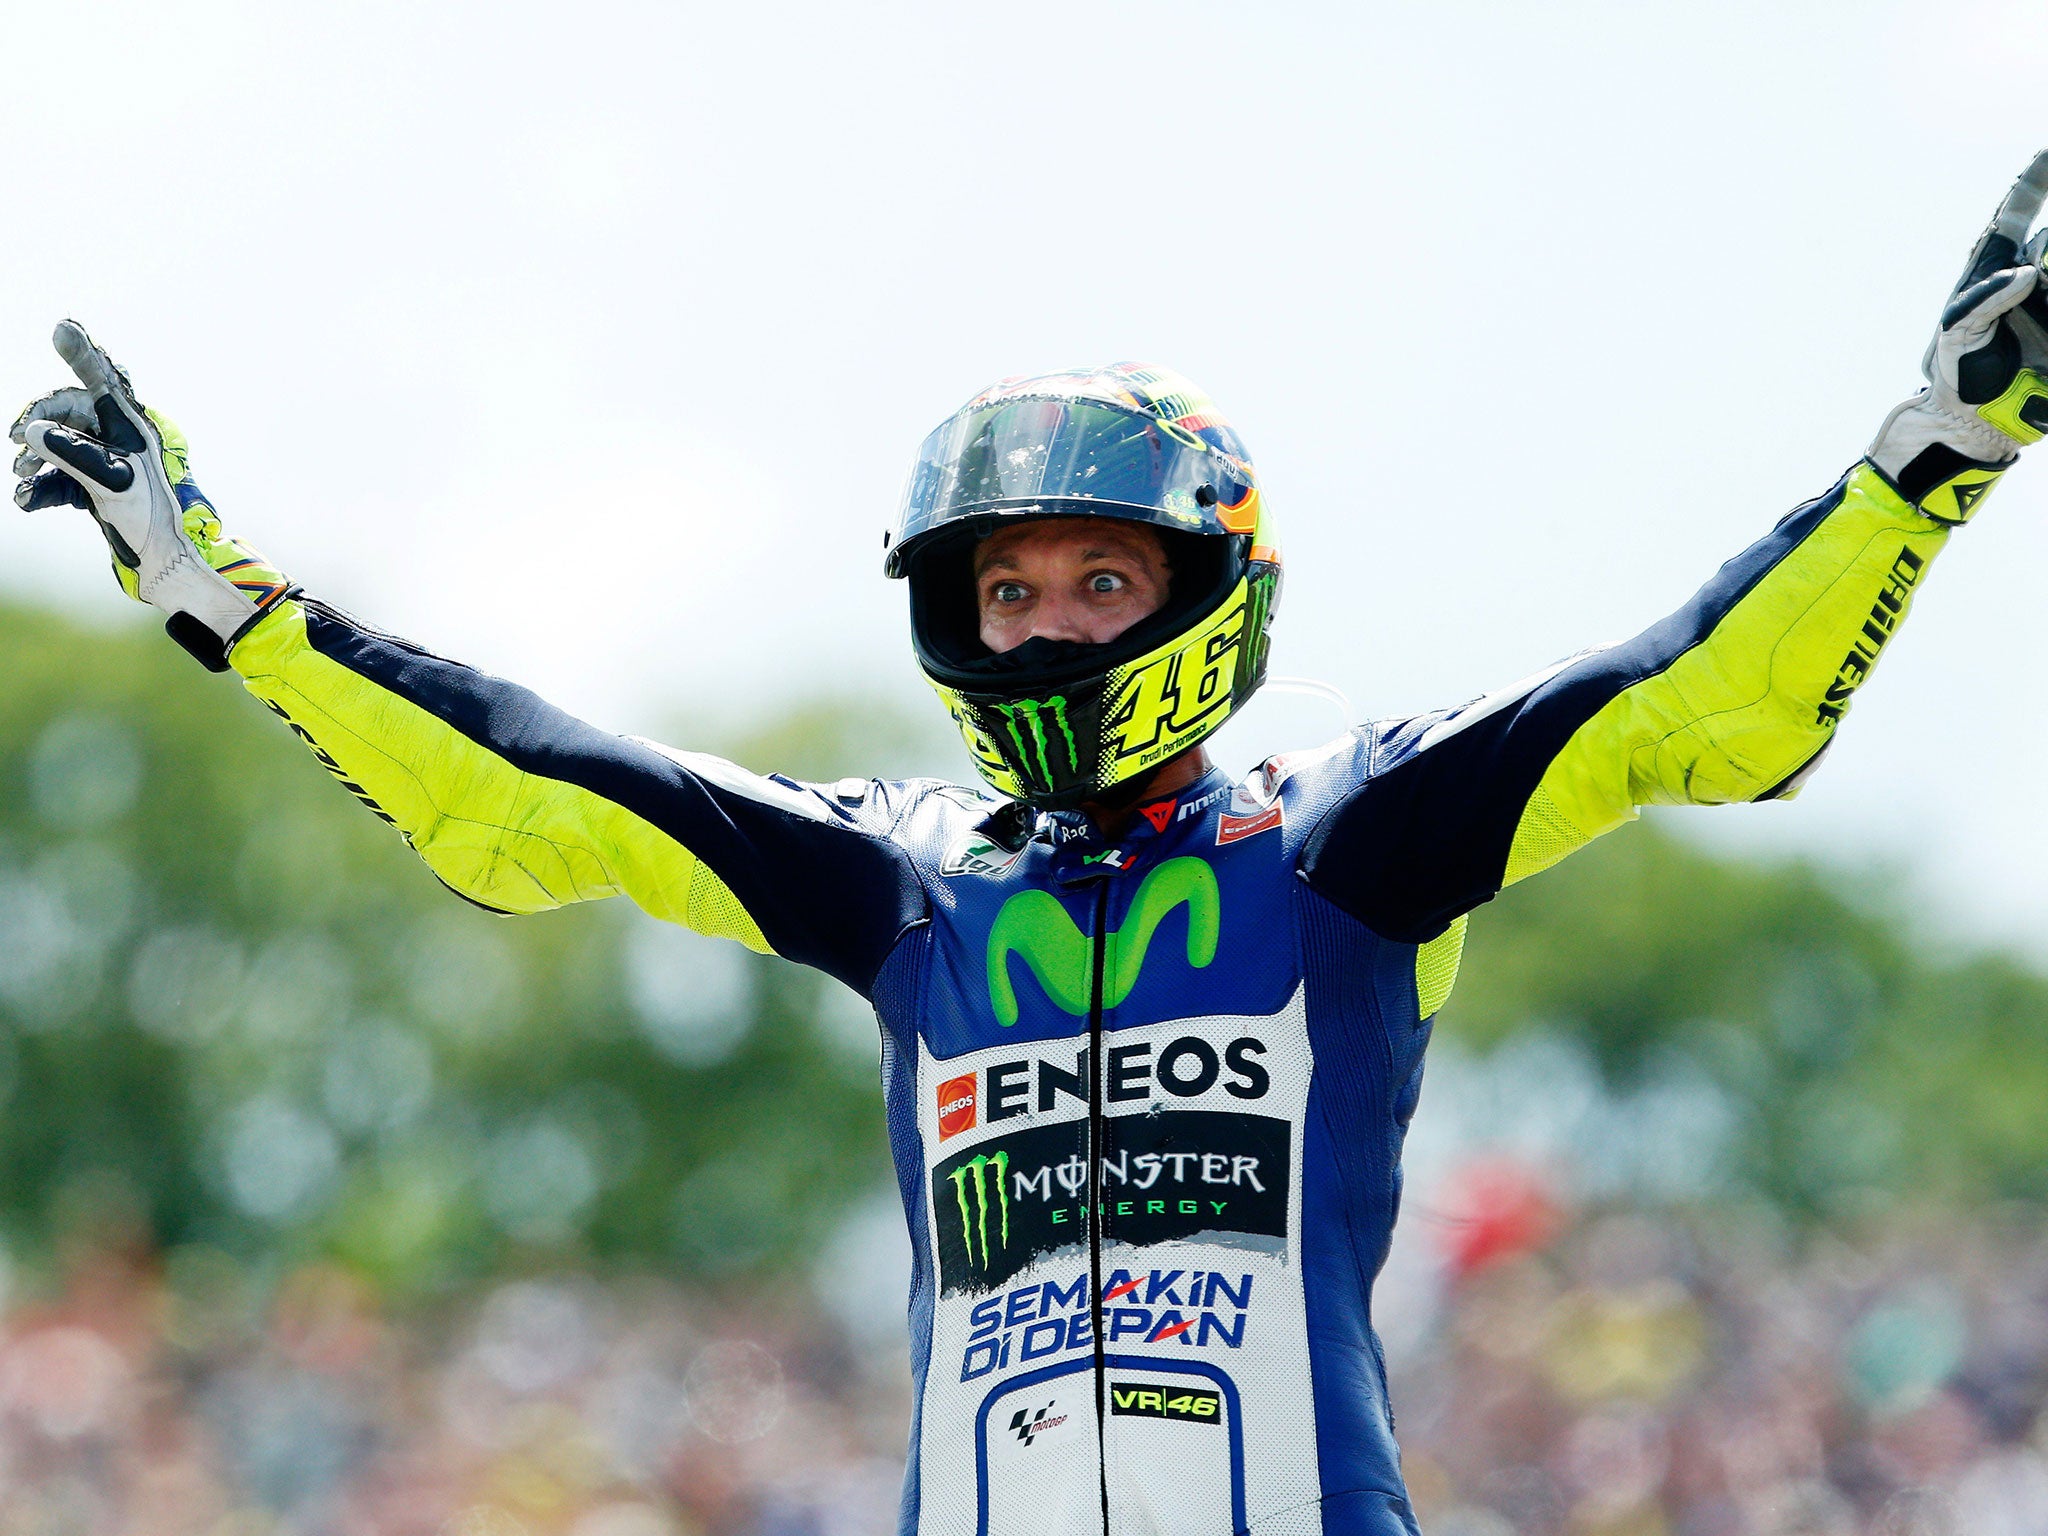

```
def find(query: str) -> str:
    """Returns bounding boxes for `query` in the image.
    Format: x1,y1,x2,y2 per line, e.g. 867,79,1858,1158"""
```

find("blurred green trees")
4,596,2048,1299
0,601,909,1299
1445,817,2048,1212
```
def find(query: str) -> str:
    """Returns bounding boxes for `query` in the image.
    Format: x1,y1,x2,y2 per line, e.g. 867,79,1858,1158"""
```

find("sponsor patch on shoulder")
1216,802,1283,845
942,832,1024,878
1252,736,1351,799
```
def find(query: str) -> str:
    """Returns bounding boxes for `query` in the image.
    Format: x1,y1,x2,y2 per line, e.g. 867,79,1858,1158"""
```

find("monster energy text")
932,1113,1290,1295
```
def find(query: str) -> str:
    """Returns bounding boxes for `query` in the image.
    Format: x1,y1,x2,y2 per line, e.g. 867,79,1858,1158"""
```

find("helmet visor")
894,396,1254,557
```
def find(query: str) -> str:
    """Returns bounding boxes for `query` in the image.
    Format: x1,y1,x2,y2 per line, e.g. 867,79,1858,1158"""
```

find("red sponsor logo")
1138,798,1177,833
1216,803,1284,845
936,1073,977,1140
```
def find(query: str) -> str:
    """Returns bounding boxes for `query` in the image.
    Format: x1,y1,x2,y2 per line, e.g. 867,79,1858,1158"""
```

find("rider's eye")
991,581,1027,604
1089,572,1125,595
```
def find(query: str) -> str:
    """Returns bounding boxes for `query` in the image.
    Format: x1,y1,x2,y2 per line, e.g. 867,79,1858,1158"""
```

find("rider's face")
974,518,1170,654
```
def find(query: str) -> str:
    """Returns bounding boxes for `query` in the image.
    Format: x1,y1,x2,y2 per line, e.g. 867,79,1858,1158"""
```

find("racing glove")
11,321,292,670
1869,148,2048,524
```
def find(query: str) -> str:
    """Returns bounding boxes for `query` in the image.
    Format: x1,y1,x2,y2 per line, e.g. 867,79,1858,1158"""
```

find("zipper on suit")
1086,877,1112,1536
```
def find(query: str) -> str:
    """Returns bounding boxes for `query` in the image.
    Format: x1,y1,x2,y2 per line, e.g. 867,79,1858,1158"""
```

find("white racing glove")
11,321,292,669
1870,149,2048,523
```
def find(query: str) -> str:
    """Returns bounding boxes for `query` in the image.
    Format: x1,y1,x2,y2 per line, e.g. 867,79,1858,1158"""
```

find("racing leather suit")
225,461,1945,1535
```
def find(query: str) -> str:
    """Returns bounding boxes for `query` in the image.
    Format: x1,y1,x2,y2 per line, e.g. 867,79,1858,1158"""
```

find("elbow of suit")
411,829,567,917
1701,709,1837,806
1750,736,1835,802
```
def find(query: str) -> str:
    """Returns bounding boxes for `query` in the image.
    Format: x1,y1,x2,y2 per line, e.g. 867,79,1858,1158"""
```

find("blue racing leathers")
218,459,1952,1535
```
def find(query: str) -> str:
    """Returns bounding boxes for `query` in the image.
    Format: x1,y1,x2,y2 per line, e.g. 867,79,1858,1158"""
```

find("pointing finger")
51,321,148,455
53,319,120,396
1957,151,2048,290
1991,148,2048,246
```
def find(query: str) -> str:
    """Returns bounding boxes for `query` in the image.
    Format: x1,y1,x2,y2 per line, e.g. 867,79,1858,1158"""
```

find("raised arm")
1302,462,1947,941
12,324,926,996
1302,150,2048,945
226,595,927,992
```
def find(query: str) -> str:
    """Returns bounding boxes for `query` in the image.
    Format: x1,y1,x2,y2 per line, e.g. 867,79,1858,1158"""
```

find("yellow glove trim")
1977,366,2048,448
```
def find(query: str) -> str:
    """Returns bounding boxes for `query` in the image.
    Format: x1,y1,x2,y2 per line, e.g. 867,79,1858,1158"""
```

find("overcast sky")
5,0,2048,946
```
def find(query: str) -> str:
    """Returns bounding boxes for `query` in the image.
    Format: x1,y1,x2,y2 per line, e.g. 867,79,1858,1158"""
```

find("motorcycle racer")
16,151,2048,1536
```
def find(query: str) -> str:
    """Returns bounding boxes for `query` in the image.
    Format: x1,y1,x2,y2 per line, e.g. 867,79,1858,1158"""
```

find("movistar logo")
949,1150,1010,1269
989,696,1079,788
986,856,1220,1026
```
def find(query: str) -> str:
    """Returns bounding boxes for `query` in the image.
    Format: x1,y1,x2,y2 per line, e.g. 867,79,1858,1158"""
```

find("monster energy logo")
988,696,1079,788
931,1113,1289,1295
987,856,1220,1026
949,1150,1010,1268
1242,567,1276,683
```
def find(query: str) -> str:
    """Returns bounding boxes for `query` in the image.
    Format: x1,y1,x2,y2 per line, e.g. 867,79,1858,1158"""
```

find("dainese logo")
937,1073,978,1141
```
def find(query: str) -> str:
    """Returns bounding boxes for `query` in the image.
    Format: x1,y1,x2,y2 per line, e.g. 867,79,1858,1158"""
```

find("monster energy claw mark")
949,1150,1010,1267
1046,697,1078,772
990,698,1078,787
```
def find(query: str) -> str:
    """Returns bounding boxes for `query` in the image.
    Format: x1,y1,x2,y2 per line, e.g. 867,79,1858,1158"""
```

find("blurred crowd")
1388,1197,2048,1536
5,1193,2048,1536
0,1235,908,1536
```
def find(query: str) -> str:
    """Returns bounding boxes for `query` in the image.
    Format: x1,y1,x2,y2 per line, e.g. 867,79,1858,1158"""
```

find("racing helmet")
885,362,1281,809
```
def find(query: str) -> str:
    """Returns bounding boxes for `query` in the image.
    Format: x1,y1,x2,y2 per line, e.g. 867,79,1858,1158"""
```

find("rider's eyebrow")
976,536,1153,579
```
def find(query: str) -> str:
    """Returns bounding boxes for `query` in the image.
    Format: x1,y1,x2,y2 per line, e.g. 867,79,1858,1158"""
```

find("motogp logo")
1010,1401,1065,1446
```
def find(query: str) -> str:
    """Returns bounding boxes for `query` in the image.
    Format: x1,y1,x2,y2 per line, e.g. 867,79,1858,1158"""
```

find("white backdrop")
4,0,2046,943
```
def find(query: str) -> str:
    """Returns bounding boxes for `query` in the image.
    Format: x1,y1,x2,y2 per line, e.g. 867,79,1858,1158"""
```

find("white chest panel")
911,988,1324,1536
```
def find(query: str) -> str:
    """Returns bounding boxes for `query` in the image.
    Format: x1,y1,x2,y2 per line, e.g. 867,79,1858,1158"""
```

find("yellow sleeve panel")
1414,914,1469,1019
1503,463,1949,887
229,600,772,951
